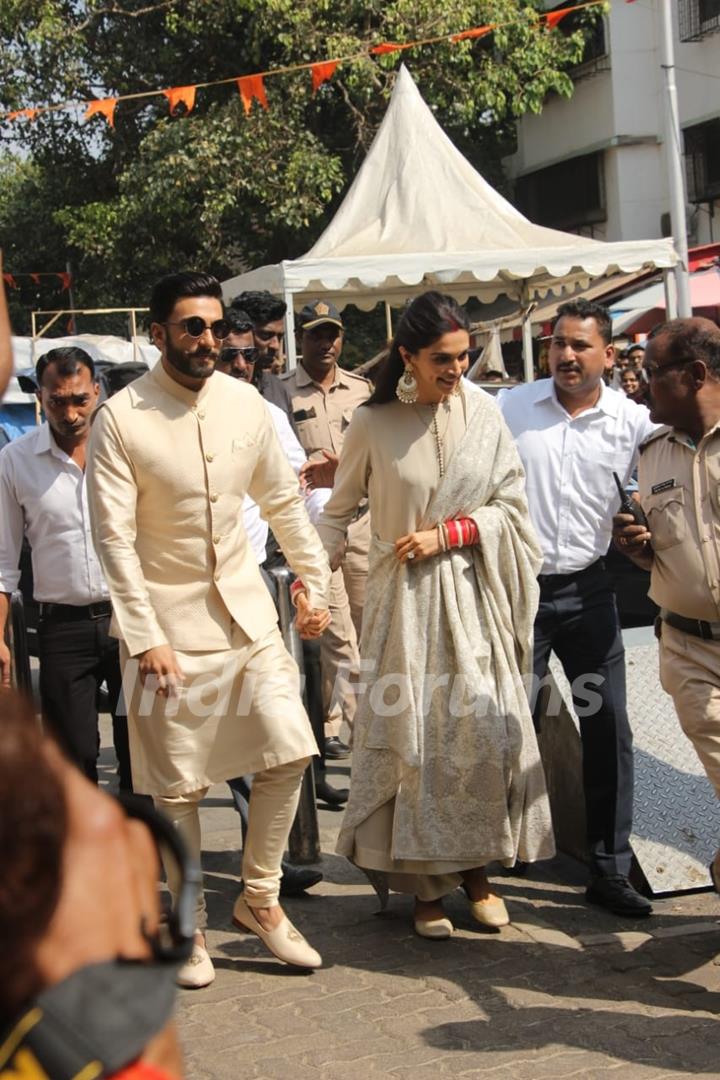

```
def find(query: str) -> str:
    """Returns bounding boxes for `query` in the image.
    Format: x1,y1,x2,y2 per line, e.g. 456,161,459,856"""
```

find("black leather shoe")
325,736,351,760
585,875,653,917
279,865,323,897
315,778,349,806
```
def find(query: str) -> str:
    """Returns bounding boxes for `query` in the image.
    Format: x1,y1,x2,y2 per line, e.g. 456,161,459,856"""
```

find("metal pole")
65,260,77,333
283,288,297,371
130,308,138,364
270,566,320,864
384,301,393,342
662,267,677,319
522,315,534,383
659,0,692,317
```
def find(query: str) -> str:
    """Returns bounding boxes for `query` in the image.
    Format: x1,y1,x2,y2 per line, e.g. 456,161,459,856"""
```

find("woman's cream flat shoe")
465,892,510,928
232,896,322,969
414,915,454,939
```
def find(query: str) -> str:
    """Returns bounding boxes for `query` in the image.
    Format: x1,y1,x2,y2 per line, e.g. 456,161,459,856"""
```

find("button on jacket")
87,364,331,657
639,423,720,621
498,379,657,575
0,423,108,604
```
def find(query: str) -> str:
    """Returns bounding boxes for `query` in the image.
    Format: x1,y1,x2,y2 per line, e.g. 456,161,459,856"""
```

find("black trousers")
38,610,132,789
532,560,634,878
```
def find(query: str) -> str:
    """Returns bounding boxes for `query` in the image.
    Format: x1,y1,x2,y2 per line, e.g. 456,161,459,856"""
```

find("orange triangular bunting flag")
85,98,118,128
58,272,72,291
311,61,338,94
6,107,38,122
451,25,491,43
237,75,269,115
371,43,408,55
545,7,574,29
2,273,17,288
163,85,197,115
30,273,41,284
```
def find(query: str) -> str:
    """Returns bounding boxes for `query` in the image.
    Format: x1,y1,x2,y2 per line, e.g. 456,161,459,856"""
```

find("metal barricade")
6,590,32,694
270,567,320,864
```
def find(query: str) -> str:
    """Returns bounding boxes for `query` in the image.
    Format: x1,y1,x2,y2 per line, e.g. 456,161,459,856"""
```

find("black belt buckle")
88,601,111,620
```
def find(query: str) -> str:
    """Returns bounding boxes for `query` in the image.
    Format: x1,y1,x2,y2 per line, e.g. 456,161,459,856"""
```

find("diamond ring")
407,551,416,560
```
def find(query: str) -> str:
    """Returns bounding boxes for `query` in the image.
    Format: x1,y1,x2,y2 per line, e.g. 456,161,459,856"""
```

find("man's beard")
165,339,217,381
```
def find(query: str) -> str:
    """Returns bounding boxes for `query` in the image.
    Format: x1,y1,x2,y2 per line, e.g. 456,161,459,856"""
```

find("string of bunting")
2,271,72,290
1,1,608,129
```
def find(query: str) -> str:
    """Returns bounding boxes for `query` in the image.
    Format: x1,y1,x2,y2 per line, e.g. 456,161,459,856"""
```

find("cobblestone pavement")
99,737,720,1080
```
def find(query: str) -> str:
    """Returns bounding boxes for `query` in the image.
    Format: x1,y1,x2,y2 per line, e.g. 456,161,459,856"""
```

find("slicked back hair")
149,271,223,326
36,346,96,387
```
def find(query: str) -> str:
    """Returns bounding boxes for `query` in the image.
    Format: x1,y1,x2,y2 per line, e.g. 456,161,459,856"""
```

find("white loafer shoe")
176,939,215,989
232,896,322,969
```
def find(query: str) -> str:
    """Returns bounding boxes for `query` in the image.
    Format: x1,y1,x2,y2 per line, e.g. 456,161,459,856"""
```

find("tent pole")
283,289,297,371
522,317,534,383
384,302,393,342
662,268,677,319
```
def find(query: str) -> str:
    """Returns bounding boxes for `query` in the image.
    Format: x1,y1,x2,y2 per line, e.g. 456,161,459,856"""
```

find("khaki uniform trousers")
659,622,720,800
322,512,369,738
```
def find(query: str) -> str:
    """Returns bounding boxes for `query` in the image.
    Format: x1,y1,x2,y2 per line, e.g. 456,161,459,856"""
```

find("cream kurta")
87,363,331,795
317,385,554,898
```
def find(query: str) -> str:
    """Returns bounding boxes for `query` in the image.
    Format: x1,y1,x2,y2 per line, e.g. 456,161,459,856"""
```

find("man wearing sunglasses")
87,271,332,989
225,297,298,431
613,317,720,893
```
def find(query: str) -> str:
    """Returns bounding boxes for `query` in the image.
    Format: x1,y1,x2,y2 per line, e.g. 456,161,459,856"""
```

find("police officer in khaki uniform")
612,317,720,892
282,301,371,758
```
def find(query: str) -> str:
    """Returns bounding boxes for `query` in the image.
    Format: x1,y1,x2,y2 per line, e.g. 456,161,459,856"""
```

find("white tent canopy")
223,66,676,370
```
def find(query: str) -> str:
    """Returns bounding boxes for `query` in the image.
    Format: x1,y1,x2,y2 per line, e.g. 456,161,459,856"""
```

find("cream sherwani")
87,363,331,798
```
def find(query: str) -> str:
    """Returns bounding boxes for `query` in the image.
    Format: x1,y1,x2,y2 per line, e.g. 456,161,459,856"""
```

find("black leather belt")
39,601,112,620
537,558,604,586
661,608,720,642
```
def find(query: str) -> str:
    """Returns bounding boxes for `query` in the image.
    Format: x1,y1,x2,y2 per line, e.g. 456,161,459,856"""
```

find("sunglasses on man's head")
218,346,260,365
165,316,230,340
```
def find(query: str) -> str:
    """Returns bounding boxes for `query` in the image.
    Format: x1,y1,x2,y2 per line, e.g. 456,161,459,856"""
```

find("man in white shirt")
498,299,656,918
0,347,132,789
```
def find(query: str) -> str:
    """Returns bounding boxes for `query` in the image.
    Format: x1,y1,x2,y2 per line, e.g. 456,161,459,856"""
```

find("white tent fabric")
223,66,676,314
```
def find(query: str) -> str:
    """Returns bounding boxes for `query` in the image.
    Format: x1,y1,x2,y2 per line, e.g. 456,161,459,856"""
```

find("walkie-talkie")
613,472,649,529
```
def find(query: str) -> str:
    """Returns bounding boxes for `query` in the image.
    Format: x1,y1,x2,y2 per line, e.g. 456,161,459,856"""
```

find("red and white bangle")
290,579,307,607
443,517,479,549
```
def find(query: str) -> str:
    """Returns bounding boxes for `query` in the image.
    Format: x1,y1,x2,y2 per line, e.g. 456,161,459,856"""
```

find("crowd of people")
1,269,719,1076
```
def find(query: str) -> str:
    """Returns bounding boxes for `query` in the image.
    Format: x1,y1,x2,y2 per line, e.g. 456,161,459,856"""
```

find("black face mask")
0,797,199,1080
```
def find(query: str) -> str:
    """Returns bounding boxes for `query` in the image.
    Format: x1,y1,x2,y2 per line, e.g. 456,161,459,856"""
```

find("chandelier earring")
396,365,418,405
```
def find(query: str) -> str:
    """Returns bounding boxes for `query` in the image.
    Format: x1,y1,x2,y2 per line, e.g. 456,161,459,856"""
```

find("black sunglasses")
165,316,230,340
218,346,260,365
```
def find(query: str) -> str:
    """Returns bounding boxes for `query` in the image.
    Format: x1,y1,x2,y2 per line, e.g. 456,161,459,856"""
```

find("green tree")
0,0,601,332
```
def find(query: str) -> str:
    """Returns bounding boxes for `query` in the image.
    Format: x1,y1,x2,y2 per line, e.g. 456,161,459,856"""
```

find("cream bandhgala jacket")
87,363,331,657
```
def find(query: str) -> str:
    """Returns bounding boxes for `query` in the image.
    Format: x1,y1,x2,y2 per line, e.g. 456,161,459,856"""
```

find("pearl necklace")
413,398,452,478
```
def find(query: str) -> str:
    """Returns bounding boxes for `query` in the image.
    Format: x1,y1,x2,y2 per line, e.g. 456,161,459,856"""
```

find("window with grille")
679,0,720,41
515,152,606,231
684,118,720,201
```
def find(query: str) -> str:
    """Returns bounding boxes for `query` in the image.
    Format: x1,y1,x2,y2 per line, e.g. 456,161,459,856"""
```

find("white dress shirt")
498,378,657,575
243,399,326,564
0,423,109,603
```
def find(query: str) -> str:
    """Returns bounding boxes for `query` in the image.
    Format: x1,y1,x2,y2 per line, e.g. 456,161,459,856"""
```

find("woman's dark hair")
366,291,471,406
0,692,67,1018
149,271,223,325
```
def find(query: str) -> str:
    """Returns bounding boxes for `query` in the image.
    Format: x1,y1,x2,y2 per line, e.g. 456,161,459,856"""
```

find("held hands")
300,450,339,491
294,592,331,639
395,529,442,564
137,644,185,697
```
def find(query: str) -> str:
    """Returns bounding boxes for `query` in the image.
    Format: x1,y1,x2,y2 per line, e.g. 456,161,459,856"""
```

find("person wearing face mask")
0,690,186,1079
0,346,133,792
314,290,554,940
282,302,372,765
498,299,657,918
